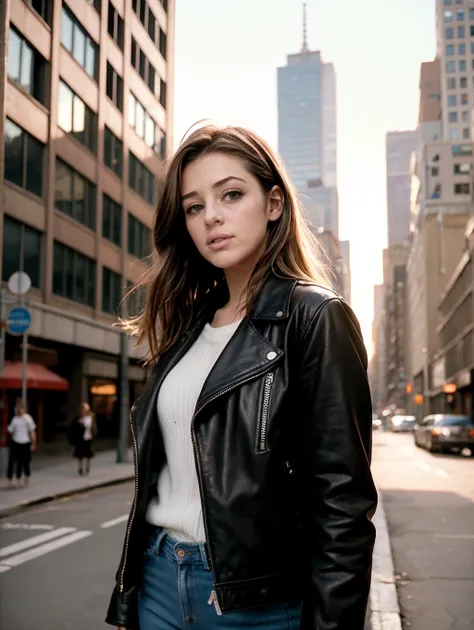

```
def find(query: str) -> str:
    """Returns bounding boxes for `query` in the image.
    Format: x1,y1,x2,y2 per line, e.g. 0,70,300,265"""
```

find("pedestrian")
7,400,36,489
106,124,377,630
72,402,96,476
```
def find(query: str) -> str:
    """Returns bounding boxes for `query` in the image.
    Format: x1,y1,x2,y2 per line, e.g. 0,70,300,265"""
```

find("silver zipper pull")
208,590,223,616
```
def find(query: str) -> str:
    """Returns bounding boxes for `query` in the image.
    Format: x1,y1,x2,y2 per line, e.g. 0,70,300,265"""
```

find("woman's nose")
204,202,223,225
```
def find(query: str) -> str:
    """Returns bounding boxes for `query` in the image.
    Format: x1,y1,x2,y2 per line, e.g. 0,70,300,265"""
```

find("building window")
461,92,469,104
159,131,166,160
107,2,124,51
448,94,457,106
446,44,455,55
102,267,122,314
449,111,458,122
455,183,470,195
444,0,452,4
128,93,157,151
454,163,471,174
106,62,123,111
452,144,473,156
460,77,468,88
444,9,453,21
130,38,156,93
445,26,454,38
25,0,51,25
470,7,474,19
128,213,151,259
447,77,456,89
2,216,42,288
471,25,474,36
58,80,97,153
104,126,123,176
159,28,167,59
160,79,167,109
457,10,464,20
462,127,471,139
446,61,456,73
458,43,466,54
462,110,470,121
102,194,122,247
54,158,96,230
61,6,98,81
53,241,96,307
459,60,467,72
449,128,459,140
8,27,49,106
126,281,146,317
128,152,157,206
458,25,465,37
4,119,44,198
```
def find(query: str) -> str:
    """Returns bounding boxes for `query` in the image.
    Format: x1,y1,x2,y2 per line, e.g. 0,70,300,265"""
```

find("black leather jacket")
106,274,377,629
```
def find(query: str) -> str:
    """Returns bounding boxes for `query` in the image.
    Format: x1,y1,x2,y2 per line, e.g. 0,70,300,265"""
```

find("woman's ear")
267,186,284,222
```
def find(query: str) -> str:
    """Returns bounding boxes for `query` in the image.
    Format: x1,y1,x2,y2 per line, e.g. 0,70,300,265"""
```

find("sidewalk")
0,448,134,518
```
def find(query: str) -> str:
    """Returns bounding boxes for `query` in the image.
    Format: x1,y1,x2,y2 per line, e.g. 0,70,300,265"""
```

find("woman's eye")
225,190,243,202
186,204,203,215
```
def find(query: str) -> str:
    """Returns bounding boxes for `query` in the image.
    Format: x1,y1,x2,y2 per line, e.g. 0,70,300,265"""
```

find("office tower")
0,0,174,443
277,3,338,237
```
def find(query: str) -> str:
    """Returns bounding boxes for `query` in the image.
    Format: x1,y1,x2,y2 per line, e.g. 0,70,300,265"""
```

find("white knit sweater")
146,319,241,542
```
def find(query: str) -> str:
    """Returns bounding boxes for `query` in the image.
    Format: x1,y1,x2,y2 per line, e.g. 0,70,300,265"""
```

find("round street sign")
8,272,31,296
7,307,32,336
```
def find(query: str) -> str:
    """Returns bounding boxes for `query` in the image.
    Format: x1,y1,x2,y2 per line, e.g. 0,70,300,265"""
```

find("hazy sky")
173,0,437,353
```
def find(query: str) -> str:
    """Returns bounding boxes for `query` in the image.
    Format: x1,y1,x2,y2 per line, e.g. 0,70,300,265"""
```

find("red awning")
0,361,69,391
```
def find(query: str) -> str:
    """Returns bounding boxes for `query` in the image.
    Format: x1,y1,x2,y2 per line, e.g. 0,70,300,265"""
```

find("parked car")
414,414,474,453
390,414,416,433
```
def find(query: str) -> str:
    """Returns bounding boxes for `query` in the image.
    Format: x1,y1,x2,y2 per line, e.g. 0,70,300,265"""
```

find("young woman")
7,400,36,488
106,125,377,630
72,402,96,476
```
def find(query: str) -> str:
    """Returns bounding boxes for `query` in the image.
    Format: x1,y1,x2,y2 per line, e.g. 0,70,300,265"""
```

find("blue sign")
7,307,31,336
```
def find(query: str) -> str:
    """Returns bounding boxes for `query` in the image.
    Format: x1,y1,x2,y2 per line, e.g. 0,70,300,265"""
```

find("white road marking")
435,534,474,540
0,527,76,558
0,523,55,531
414,460,431,472
1,530,93,568
435,468,449,478
100,514,129,529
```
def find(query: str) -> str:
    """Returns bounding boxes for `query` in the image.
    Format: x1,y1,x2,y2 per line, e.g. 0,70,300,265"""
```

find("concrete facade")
0,0,174,442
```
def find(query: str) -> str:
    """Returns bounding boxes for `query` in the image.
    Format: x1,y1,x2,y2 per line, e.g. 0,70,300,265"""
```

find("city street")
372,430,474,630
0,482,134,630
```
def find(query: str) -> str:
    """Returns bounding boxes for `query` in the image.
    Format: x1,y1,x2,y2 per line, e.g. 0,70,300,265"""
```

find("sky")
173,0,437,354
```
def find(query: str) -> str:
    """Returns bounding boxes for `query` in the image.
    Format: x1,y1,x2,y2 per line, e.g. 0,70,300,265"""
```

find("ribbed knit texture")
146,320,242,542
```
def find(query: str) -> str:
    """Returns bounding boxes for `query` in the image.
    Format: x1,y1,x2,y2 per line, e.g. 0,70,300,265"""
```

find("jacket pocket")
257,372,274,453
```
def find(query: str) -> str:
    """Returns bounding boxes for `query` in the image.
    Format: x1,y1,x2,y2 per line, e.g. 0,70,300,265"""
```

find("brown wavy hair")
124,124,329,363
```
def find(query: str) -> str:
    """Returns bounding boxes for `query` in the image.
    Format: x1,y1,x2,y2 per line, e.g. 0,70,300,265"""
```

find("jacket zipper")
119,410,139,593
190,372,264,613
258,372,274,452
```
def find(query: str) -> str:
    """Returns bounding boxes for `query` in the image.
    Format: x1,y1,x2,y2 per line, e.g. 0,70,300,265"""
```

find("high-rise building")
436,0,474,142
277,4,338,237
0,0,174,444
386,129,420,246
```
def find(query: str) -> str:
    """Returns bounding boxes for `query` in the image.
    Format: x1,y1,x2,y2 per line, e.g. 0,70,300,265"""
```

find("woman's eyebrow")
181,176,246,201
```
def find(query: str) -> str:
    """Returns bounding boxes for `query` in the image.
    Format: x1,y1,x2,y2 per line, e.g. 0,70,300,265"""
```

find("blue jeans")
138,528,302,629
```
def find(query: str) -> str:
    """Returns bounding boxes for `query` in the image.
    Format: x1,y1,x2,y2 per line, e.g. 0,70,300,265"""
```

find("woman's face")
181,153,283,275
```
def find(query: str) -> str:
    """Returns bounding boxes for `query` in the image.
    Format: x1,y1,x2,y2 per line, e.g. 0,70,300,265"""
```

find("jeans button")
177,549,185,558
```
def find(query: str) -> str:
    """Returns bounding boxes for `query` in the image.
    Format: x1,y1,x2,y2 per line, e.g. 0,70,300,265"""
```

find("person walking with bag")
7,400,36,489
106,124,377,630
72,402,96,476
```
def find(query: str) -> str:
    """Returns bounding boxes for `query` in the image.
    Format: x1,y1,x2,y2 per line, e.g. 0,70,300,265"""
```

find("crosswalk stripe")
1,530,93,568
0,527,76,558
100,514,129,529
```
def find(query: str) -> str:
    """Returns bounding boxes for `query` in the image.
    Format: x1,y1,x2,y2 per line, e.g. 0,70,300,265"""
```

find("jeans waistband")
148,527,211,571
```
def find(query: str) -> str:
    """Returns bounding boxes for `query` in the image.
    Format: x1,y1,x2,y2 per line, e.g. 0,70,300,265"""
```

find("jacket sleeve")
298,298,377,630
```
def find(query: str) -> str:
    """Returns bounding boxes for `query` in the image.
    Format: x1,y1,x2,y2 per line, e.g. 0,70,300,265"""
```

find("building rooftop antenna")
302,2,309,52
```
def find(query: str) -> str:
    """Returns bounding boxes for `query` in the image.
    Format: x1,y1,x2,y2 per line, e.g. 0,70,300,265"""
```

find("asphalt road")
0,482,134,630
372,430,474,630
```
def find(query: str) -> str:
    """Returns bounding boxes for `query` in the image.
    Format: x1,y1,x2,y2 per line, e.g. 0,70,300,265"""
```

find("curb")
0,473,134,519
370,491,403,630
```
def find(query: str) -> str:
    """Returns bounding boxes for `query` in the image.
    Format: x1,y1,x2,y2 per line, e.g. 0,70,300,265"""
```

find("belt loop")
153,527,168,556
200,542,211,571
